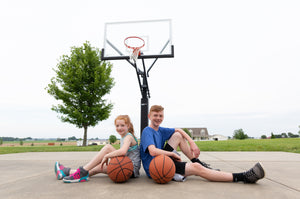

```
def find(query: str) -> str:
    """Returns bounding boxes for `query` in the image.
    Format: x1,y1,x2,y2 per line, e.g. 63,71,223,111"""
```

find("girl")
54,115,141,183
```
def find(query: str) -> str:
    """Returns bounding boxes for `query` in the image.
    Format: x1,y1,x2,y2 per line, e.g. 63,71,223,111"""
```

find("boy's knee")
185,162,206,176
167,132,184,150
171,132,184,140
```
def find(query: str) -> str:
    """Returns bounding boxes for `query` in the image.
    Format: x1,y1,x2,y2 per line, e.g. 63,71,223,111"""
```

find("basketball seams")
116,156,125,181
117,156,129,183
161,155,167,183
164,160,175,178
107,156,133,183
107,157,133,173
149,154,175,184
153,157,164,183
150,157,163,183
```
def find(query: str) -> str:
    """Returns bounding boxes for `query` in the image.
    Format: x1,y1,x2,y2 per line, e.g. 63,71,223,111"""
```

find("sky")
1,0,300,139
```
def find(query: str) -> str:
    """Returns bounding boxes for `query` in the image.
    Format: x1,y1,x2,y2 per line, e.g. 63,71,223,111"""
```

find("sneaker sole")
245,162,266,183
54,162,65,180
56,170,66,180
63,177,89,183
256,162,266,179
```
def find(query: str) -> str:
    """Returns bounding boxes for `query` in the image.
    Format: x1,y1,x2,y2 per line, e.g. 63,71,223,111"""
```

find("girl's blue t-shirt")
140,126,175,177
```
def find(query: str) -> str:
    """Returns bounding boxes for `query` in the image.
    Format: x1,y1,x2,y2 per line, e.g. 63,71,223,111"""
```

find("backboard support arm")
101,45,174,137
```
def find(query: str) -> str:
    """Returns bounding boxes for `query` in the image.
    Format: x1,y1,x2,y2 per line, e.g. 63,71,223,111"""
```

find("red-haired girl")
55,115,140,183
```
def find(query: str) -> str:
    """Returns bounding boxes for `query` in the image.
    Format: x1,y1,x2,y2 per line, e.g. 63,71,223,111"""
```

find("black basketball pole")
133,58,150,137
140,92,149,136
140,58,150,136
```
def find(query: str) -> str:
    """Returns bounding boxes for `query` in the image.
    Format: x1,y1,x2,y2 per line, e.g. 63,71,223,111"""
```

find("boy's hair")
149,105,164,113
114,115,135,137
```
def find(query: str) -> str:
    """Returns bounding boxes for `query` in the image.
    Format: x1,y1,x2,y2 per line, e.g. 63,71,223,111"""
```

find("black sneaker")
244,162,265,183
198,160,220,171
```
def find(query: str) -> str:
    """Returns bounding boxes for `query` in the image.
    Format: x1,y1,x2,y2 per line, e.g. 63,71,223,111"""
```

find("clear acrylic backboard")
101,19,174,60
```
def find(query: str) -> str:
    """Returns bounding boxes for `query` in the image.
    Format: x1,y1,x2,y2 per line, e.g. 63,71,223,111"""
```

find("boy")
140,105,265,183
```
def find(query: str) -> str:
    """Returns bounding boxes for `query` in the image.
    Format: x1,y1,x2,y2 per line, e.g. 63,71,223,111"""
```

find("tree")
109,135,117,144
271,132,275,139
183,128,192,138
281,133,288,138
68,136,77,141
288,132,299,138
233,129,248,140
261,135,267,139
46,41,115,146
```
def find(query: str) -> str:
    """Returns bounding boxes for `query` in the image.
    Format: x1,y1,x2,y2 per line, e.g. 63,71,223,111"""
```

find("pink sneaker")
63,167,89,183
54,161,70,180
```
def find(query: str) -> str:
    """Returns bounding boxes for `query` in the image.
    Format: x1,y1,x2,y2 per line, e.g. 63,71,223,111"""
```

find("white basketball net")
124,36,145,62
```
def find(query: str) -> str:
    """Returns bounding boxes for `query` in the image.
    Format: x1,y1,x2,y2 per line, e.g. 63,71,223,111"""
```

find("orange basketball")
107,156,133,183
149,154,175,184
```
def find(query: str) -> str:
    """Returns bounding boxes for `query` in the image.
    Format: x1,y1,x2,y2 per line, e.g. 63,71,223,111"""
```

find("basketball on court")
149,154,175,184
107,156,133,183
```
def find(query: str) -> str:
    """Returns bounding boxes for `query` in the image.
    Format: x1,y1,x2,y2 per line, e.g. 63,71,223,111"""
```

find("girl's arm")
100,135,133,168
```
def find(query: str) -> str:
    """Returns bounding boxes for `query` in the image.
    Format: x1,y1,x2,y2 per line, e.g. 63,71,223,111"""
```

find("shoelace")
199,161,212,169
244,168,257,180
72,170,81,179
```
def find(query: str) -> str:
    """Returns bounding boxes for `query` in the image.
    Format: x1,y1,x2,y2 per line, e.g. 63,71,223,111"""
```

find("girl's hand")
100,155,109,169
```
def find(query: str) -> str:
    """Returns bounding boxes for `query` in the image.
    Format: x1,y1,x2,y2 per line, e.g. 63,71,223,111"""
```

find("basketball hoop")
124,36,145,62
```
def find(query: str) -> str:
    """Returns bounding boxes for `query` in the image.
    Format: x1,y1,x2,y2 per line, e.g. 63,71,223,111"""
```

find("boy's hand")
190,142,200,158
171,152,181,162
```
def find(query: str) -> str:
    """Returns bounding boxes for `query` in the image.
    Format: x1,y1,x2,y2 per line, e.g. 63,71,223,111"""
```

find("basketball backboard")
101,19,174,60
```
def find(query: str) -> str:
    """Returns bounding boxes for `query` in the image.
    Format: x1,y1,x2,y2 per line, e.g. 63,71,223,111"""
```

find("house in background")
182,128,209,140
209,134,229,141
181,128,229,141
77,139,108,146
88,139,108,145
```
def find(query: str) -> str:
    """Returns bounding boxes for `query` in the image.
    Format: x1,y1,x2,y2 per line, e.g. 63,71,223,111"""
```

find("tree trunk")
83,126,88,146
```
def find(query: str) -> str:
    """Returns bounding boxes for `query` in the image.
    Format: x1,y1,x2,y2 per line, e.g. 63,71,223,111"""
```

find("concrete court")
0,151,299,199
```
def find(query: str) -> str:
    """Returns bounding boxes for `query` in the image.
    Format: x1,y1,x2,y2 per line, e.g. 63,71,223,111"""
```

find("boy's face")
148,110,164,128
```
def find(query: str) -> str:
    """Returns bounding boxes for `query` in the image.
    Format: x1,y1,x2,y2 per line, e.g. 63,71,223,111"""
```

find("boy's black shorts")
163,143,186,175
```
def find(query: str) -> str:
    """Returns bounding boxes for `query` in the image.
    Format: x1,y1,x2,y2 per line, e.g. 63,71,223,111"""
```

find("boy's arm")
148,145,181,161
175,128,200,158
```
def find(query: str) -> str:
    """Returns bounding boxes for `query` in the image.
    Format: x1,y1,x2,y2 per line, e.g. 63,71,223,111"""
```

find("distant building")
209,134,228,141
88,140,108,145
182,128,209,140
77,139,108,146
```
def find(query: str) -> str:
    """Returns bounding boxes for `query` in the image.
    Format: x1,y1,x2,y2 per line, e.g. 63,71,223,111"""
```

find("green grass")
1,138,299,155
0,144,120,155
194,138,300,153
3,140,65,144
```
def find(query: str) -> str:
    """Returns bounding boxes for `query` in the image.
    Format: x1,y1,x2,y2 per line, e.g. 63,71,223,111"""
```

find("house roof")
182,128,209,137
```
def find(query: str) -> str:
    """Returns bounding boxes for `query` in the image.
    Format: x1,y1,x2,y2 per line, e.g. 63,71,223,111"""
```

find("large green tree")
46,41,114,146
233,129,249,140
109,135,117,144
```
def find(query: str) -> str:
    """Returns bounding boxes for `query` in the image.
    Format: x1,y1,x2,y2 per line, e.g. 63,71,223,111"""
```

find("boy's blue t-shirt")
140,126,175,177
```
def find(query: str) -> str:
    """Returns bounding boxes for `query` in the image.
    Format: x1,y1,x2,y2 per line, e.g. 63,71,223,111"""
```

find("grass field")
0,138,299,155
194,138,300,153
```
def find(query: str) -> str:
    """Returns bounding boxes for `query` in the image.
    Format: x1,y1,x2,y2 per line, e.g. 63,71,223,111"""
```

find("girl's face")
115,119,129,137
